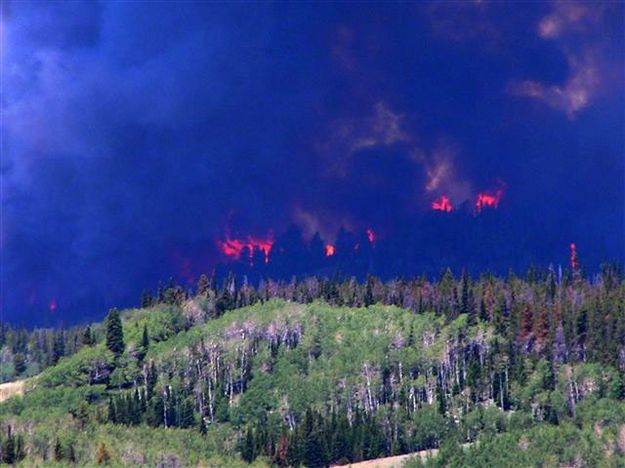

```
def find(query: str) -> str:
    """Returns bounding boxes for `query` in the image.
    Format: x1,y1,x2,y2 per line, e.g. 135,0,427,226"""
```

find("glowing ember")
48,300,57,312
366,228,376,243
432,195,453,212
218,235,274,263
475,187,504,213
325,244,336,257
570,242,579,271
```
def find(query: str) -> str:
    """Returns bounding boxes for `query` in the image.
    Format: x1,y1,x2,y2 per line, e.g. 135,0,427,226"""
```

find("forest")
1,264,625,466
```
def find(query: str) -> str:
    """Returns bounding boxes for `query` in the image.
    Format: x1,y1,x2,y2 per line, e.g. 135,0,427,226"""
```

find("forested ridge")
1,265,625,466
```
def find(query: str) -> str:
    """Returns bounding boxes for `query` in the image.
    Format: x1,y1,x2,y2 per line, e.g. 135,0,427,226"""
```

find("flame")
218,235,274,264
475,185,504,213
48,299,57,312
325,244,336,257
570,242,579,271
366,228,376,243
432,195,453,212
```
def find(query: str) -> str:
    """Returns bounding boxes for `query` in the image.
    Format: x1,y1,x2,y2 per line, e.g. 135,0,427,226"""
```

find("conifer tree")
460,271,472,318
146,361,158,400
197,274,210,296
364,276,374,307
136,325,149,363
304,429,327,467
54,438,64,461
107,397,116,424
74,401,90,429
241,427,256,462
13,352,27,375
141,325,149,351
82,326,95,346
52,330,65,364
67,442,76,463
140,289,154,308
105,308,124,355
179,398,195,428
275,429,289,466
2,427,15,465
14,435,25,463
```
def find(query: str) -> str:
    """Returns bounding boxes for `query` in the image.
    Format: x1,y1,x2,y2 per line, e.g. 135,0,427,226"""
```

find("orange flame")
366,228,376,243
475,187,504,213
432,195,453,212
218,235,274,264
325,244,336,257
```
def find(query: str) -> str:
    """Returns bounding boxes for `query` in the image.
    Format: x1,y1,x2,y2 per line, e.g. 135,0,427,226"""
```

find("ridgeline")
1,269,625,466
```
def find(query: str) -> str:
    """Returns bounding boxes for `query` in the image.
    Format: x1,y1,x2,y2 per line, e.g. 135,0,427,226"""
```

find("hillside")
1,272,625,466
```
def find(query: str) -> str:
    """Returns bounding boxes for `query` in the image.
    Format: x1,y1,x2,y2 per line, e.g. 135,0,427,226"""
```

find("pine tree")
179,397,195,428
146,361,158,400
129,390,142,425
520,305,534,340
54,438,64,461
460,271,474,323
141,324,150,348
73,401,90,429
217,272,237,313
535,308,551,343
52,330,66,364
241,427,256,462
137,325,149,363
82,326,95,346
2,427,15,465
141,289,154,308
105,308,124,355
197,274,210,296
332,414,351,462
13,352,27,375
479,297,489,322
14,435,25,463
275,428,289,466
304,429,326,467
364,276,374,307
107,397,116,423
67,442,76,463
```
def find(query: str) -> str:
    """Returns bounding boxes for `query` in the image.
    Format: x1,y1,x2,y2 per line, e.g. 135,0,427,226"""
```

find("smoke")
1,1,623,325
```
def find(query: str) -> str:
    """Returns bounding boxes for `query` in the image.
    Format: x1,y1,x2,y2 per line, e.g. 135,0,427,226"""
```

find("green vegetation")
105,309,125,356
1,268,625,466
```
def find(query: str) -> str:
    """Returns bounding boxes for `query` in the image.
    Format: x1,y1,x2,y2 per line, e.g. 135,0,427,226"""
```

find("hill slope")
1,292,625,466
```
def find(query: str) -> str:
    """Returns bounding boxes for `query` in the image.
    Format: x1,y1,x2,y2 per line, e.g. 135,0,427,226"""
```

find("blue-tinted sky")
1,1,624,324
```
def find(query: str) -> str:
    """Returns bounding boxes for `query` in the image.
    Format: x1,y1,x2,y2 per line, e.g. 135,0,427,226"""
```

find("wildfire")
570,242,579,271
475,186,504,213
366,228,376,243
218,235,274,263
325,244,336,257
432,195,453,212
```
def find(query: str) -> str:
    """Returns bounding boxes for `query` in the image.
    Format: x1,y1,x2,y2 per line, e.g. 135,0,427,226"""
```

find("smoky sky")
1,1,624,325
